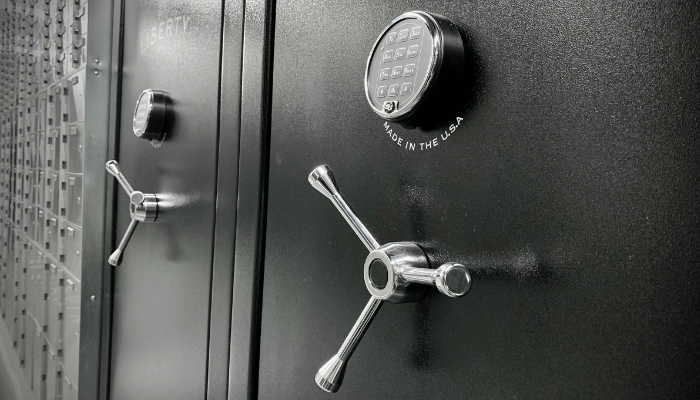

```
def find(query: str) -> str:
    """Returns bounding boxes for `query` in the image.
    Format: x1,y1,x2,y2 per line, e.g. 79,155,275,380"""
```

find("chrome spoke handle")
106,160,158,266
315,297,382,393
108,218,139,266
308,165,473,393
308,165,380,251
310,164,384,393
106,160,145,205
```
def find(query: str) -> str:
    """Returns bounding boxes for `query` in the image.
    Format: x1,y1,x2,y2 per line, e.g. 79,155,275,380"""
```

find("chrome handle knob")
106,160,158,266
432,262,471,297
364,243,472,301
398,261,471,298
309,165,472,393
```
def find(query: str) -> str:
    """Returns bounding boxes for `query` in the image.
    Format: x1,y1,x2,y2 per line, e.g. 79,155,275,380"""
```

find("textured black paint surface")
258,0,700,399
108,1,223,399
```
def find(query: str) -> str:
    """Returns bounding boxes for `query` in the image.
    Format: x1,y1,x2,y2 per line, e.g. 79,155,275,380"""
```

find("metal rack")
0,0,87,399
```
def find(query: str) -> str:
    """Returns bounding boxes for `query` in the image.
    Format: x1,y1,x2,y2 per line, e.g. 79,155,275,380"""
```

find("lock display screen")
133,90,153,137
365,15,436,119
132,89,168,142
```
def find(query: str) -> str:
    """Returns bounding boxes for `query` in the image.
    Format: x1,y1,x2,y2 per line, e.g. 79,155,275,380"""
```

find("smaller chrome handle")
106,160,158,266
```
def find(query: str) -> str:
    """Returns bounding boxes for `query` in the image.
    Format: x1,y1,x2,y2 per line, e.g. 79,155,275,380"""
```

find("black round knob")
132,89,168,142
368,258,389,290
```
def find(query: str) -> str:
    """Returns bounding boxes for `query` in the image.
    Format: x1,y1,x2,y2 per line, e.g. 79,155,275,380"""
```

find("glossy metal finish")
315,298,382,393
425,262,470,298
129,193,157,223
310,165,471,392
308,165,385,393
108,218,138,267
105,160,158,266
309,165,380,251
364,243,471,301
105,160,136,202
363,242,430,302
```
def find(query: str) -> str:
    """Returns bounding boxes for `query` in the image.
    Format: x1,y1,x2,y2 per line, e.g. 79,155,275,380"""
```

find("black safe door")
108,1,224,399
256,1,700,399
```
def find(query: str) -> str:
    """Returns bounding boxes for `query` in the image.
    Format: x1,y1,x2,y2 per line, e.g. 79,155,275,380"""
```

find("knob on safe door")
365,11,465,124
132,89,169,146
106,160,158,266
308,165,472,393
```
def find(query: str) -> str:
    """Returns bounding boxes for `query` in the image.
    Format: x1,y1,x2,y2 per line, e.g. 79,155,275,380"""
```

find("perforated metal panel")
1,0,87,398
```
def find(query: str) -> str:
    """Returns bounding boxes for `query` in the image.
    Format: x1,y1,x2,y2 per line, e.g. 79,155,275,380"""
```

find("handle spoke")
308,165,380,251
108,218,139,266
106,160,135,197
315,297,382,393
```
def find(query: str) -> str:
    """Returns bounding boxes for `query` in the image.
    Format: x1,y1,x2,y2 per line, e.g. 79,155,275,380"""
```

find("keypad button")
410,26,422,40
394,47,406,60
397,29,409,42
382,50,394,63
391,66,403,79
379,68,390,80
388,84,400,97
407,45,419,58
377,86,388,98
400,82,413,96
386,32,397,45
403,64,416,77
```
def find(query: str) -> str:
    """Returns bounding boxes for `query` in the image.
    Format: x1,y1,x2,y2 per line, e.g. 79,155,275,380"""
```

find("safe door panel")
108,2,224,400
257,1,700,399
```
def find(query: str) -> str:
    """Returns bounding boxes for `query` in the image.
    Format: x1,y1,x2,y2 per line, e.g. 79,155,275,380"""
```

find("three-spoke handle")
308,165,380,251
106,160,158,266
309,165,384,392
308,165,472,393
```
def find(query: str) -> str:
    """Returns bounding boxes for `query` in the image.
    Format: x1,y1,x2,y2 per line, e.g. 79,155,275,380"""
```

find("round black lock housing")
132,89,168,142
364,11,464,125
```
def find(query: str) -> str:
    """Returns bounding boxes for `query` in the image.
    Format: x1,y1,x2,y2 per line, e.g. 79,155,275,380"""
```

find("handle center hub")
368,259,389,289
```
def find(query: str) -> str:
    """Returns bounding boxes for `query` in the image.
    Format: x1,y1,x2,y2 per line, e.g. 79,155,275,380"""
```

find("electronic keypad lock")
133,89,169,146
309,165,472,393
365,11,464,125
